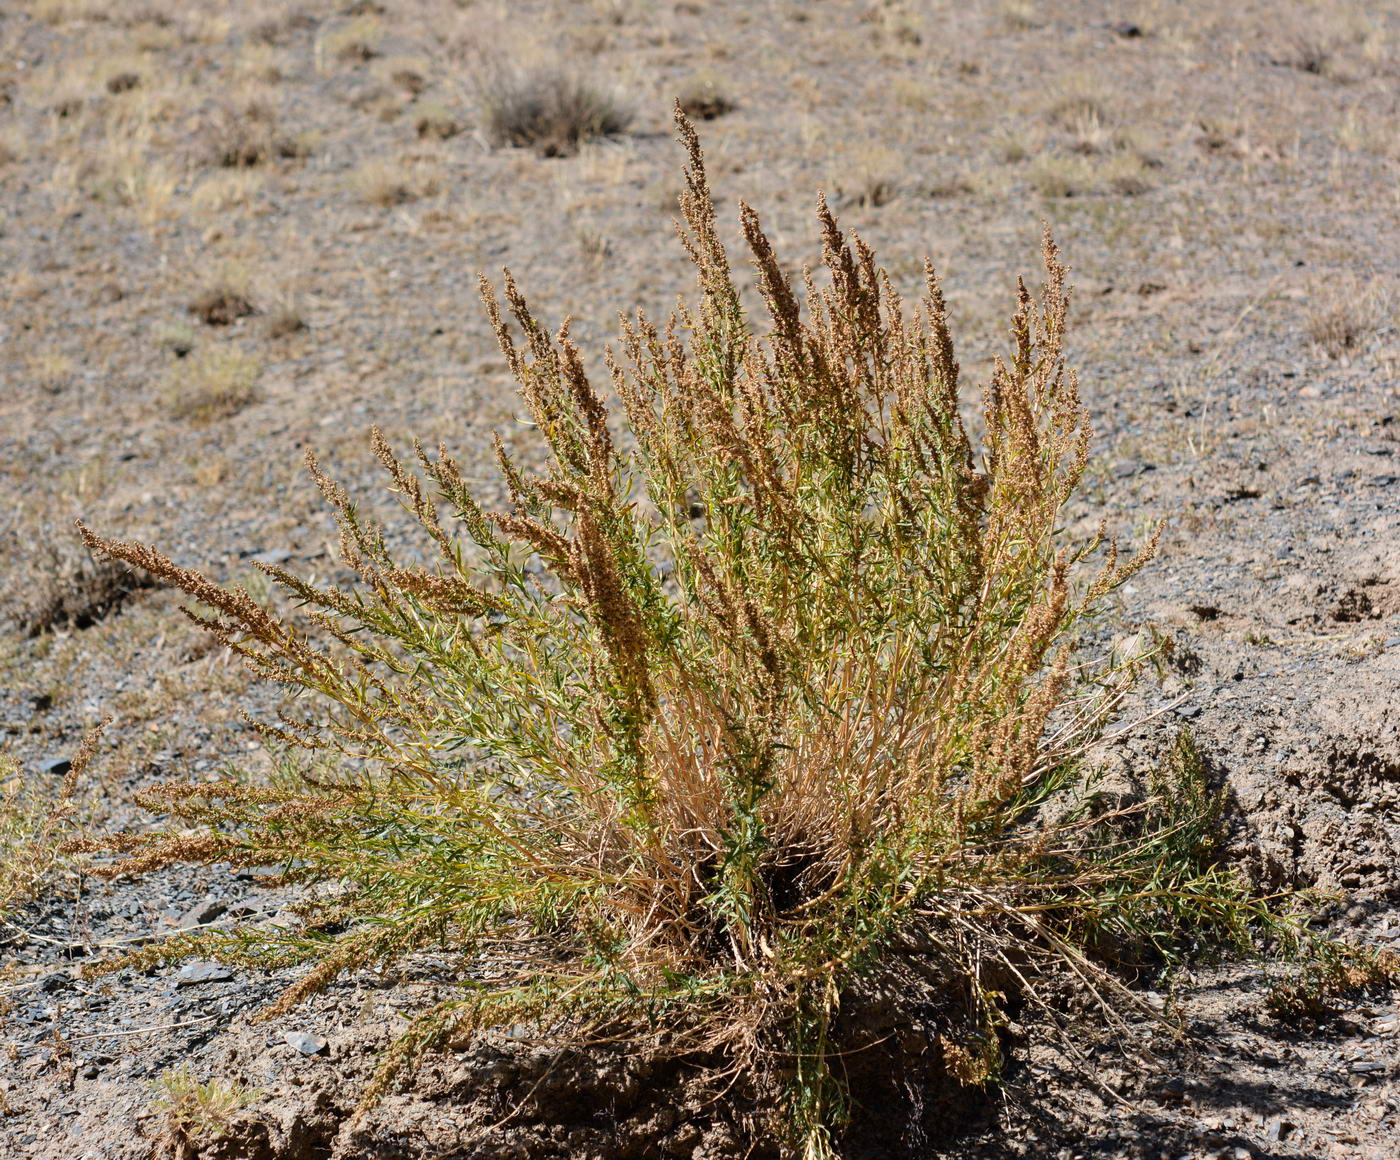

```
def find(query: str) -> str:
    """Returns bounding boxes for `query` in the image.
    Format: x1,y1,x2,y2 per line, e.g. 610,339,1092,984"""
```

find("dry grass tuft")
349,159,443,207
7,542,164,639
162,347,262,423
0,727,104,921
198,99,306,168
479,66,632,157
189,270,256,326
677,74,736,121
414,102,463,140
1307,279,1383,359
150,1065,260,1160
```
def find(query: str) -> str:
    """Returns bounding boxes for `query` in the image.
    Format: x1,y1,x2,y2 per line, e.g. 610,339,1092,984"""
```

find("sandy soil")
2,0,1398,1156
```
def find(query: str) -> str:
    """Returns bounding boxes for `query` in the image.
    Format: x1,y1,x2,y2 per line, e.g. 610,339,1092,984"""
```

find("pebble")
43,758,72,776
284,1030,328,1056
176,961,234,986
178,900,229,929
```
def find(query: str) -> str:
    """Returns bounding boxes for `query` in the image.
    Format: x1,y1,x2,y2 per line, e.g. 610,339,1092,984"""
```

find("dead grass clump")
189,274,256,326
349,159,442,207
1307,280,1382,359
414,102,462,140
676,74,736,121
322,16,383,65
199,99,306,168
9,543,163,638
479,66,632,157
162,347,261,422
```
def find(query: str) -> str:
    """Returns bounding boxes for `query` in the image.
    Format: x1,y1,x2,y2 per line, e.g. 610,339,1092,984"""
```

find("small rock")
284,1030,328,1056
39,971,72,993
178,900,228,929
44,758,73,776
1111,21,1142,37
176,961,234,986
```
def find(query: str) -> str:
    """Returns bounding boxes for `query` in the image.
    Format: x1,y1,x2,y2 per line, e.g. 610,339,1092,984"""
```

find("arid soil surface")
2,0,1399,1157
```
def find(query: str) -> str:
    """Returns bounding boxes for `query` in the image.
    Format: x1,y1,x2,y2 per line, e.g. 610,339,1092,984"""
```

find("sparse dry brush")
478,65,632,157
0,726,103,922
71,111,1381,1157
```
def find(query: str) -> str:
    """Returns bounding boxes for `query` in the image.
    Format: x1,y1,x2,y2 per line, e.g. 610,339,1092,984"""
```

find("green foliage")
75,110,1316,1157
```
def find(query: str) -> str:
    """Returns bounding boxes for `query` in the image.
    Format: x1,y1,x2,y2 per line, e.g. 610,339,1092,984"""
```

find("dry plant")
320,15,383,66
1306,278,1383,359
5,540,164,639
198,98,305,168
348,158,443,208
150,1065,260,1160
832,145,902,208
414,102,463,140
677,73,736,121
188,268,256,327
162,346,262,423
73,110,1372,1157
478,65,632,157
0,728,103,922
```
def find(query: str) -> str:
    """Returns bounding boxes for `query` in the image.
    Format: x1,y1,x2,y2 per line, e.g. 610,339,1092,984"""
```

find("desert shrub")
479,65,631,156
74,111,1348,1156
